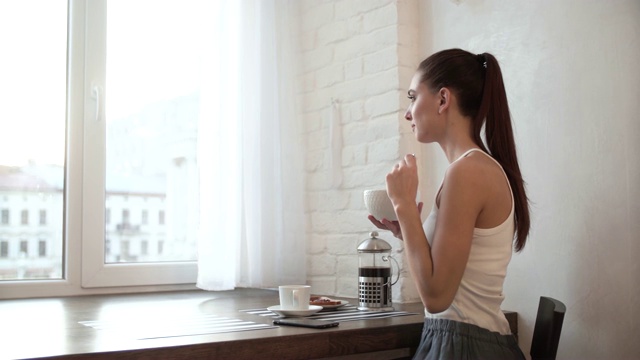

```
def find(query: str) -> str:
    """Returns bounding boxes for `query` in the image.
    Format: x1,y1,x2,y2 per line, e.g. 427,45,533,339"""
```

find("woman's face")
405,72,442,143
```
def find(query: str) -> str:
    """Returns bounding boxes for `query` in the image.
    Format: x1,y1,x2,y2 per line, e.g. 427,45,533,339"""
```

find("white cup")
278,285,311,310
364,189,420,221
364,189,397,221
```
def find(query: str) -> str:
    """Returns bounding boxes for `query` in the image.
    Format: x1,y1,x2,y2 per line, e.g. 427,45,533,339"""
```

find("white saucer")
267,305,323,317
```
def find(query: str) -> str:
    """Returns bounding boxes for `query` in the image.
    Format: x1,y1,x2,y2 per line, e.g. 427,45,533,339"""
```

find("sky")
0,0,210,167
0,1,67,166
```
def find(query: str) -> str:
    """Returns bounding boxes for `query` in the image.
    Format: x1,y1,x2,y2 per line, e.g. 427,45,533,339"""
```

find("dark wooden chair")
530,296,566,360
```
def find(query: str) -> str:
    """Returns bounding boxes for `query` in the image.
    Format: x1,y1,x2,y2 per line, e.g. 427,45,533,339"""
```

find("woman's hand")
367,154,423,240
386,154,420,208
368,202,423,240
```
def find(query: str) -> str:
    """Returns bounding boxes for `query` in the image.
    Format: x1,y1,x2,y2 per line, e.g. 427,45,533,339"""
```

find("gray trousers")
412,318,526,360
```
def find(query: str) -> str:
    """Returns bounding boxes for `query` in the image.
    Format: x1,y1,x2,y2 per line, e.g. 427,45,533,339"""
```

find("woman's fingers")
368,215,386,228
367,215,404,240
405,153,416,165
368,215,394,233
381,219,403,240
387,154,422,207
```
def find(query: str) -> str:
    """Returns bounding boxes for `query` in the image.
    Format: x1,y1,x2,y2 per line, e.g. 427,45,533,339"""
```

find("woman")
369,48,529,359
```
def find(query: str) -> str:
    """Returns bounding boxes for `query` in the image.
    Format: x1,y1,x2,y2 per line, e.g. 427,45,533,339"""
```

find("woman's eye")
407,96,416,101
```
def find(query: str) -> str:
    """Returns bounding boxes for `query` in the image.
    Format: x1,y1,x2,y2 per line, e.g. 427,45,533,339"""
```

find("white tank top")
422,148,514,334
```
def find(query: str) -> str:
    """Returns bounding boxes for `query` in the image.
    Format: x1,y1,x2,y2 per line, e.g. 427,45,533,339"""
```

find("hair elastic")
476,53,487,68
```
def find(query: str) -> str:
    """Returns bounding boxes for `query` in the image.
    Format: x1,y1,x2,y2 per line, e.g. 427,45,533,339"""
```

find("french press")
357,231,399,311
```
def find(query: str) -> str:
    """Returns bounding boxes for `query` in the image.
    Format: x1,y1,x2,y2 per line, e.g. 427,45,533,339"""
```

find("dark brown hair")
418,48,530,251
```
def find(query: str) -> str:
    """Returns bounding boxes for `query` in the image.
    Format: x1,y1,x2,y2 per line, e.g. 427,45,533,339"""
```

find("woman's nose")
404,105,412,121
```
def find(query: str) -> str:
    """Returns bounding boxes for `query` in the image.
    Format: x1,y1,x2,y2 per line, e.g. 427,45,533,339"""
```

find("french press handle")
382,255,400,286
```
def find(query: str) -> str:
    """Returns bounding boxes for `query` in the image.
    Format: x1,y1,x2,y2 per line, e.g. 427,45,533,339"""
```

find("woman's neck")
438,117,479,163
440,142,479,163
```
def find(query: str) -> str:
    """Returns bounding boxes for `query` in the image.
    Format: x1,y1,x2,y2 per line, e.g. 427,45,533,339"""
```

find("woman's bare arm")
388,155,487,313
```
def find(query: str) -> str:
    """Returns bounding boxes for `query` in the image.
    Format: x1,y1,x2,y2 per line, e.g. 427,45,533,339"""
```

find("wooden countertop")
0,288,517,359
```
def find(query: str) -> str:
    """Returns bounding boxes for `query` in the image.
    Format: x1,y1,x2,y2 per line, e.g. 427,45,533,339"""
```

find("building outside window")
1,209,8,225
141,240,148,256
141,210,148,225
39,209,47,225
122,209,130,225
19,240,28,256
105,238,111,256
38,240,46,257
121,240,130,261
20,210,28,225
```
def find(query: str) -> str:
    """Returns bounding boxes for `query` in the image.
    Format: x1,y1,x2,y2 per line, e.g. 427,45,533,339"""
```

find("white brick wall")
297,0,423,303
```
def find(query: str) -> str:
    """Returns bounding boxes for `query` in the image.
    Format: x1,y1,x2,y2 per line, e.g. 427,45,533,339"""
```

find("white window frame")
0,0,197,299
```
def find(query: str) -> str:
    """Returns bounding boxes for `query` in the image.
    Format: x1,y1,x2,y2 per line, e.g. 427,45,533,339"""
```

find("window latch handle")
91,83,103,122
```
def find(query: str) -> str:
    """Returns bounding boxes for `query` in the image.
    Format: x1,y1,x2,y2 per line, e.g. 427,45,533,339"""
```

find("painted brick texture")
297,0,421,303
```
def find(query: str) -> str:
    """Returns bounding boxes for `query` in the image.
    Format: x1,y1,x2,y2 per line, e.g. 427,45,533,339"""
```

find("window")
20,210,29,225
120,241,131,261
0,0,65,286
121,209,130,226
0,0,223,296
1,210,8,225
39,240,47,257
141,240,148,256
20,240,28,256
39,210,47,225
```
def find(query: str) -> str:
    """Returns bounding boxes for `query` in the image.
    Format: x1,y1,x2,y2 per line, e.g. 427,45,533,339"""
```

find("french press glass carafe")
357,231,399,311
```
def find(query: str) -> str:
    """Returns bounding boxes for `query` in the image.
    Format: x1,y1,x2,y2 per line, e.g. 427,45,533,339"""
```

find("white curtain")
196,0,306,291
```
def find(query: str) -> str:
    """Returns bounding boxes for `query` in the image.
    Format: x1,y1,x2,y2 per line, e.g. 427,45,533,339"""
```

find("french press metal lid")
357,231,392,253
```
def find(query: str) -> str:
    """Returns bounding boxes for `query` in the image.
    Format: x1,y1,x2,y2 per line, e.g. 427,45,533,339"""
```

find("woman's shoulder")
443,151,502,196
435,153,495,230
447,151,495,178
443,151,513,228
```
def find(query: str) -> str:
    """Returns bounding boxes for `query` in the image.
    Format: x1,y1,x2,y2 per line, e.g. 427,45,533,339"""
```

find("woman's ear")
438,88,451,114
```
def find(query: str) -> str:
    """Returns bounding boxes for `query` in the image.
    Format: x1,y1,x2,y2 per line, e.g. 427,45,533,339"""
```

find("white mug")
278,285,311,310
363,189,396,221
364,189,421,221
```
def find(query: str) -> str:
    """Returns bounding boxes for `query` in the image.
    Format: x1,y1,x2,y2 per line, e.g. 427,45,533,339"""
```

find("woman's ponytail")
475,52,530,252
418,49,530,251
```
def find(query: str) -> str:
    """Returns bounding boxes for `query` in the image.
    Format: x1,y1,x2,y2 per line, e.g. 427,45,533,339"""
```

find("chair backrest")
530,296,566,360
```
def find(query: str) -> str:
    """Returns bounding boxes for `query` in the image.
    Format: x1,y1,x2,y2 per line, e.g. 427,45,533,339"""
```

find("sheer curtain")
196,0,305,291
